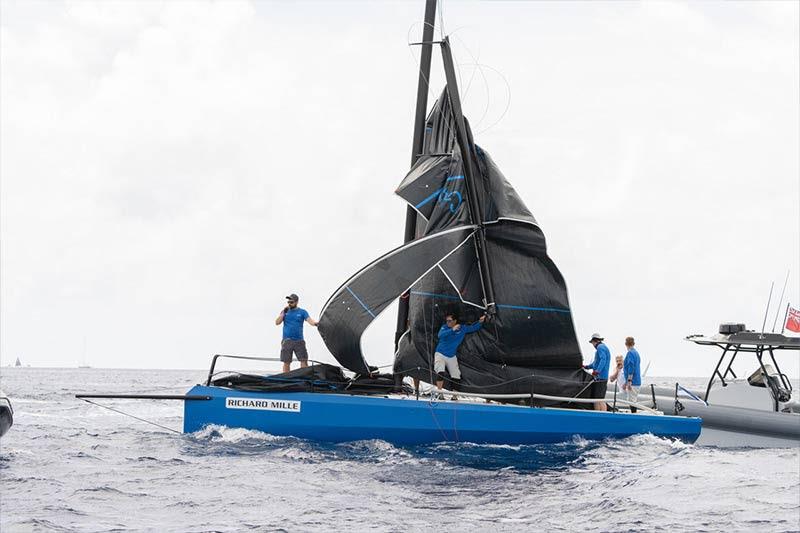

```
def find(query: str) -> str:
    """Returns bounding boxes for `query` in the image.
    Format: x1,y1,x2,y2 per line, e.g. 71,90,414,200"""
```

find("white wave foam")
190,424,283,443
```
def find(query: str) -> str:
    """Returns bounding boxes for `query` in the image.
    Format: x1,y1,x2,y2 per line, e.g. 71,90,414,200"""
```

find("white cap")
589,333,604,342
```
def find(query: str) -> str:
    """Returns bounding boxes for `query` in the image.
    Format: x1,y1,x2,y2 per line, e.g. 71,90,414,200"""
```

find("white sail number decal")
225,397,301,413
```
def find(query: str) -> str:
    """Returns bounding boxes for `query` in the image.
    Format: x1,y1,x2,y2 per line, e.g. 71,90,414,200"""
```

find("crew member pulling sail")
585,333,611,411
434,313,486,393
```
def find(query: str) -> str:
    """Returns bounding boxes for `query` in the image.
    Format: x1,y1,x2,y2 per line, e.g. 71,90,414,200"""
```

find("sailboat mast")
440,36,496,313
395,0,438,350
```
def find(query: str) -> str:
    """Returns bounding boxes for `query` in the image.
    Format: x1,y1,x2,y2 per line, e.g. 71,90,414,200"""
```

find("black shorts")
591,380,608,399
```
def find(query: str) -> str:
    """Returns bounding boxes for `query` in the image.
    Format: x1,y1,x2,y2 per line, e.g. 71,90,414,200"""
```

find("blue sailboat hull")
184,385,701,445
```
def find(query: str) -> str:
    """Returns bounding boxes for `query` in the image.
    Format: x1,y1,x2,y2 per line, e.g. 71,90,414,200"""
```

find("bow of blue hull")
184,385,701,445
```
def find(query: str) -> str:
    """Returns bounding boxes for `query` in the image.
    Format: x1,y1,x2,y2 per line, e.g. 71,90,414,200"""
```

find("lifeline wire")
79,398,182,435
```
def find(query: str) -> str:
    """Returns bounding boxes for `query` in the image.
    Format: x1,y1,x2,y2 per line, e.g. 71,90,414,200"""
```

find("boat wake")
182,424,691,473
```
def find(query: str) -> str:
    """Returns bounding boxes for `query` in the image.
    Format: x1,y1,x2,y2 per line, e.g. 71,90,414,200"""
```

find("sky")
1,0,798,378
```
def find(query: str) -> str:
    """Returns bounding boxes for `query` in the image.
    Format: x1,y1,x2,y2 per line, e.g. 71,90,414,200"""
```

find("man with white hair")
584,333,611,411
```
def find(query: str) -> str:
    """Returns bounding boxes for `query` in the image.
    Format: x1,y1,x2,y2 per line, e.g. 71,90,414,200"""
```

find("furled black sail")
318,226,477,375
391,87,592,399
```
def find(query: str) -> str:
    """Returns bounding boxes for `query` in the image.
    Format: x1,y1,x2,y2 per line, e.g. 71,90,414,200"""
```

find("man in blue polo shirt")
623,336,642,413
275,293,318,373
434,312,485,393
584,333,611,411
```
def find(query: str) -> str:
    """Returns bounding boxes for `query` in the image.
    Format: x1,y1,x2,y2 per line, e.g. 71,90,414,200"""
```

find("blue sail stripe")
496,303,571,314
415,189,442,209
410,290,461,301
410,291,571,313
345,286,376,318
414,176,465,209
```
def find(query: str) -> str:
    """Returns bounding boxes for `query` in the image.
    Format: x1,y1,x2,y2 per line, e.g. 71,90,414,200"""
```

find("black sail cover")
320,88,592,400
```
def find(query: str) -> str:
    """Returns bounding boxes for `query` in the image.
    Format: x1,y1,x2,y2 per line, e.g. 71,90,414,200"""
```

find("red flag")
786,307,800,333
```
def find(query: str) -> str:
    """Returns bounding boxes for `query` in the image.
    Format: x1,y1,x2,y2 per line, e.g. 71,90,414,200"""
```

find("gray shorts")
280,339,308,363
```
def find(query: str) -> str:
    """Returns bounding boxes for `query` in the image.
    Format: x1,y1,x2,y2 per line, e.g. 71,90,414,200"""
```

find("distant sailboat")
14,357,21,367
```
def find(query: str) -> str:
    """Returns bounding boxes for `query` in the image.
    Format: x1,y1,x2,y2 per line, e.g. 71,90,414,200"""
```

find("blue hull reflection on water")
1,368,798,532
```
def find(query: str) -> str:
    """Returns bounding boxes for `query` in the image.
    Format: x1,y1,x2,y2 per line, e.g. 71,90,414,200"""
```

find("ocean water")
1,368,798,532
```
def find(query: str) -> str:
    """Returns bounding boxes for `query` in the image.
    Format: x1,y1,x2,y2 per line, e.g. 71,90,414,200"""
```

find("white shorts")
434,352,461,380
626,386,640,405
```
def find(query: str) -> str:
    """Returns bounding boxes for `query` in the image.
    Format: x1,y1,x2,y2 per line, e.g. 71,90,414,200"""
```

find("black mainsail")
318,35,592,400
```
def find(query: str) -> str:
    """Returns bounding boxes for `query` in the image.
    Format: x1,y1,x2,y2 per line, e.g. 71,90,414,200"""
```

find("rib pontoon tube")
0,391,13,438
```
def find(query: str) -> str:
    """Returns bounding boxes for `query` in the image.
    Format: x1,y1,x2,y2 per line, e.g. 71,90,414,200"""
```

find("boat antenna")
760,281,774,338
395,0,438,352
771,270,790,332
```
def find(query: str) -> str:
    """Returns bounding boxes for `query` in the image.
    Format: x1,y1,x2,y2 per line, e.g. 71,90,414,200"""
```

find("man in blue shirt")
623,336,642,413
275,293,318,373
434,312,485,393
584,333,611,411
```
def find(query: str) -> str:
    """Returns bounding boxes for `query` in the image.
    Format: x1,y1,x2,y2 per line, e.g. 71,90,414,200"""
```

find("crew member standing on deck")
434,313,486,394
275,293,318,373
623,336,642,413
584,333,611,411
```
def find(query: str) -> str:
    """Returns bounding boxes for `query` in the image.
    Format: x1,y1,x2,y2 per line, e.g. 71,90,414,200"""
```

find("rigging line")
489,315,506,367
405,21,442,106
394,364,595,392
458,61,489,133
428,294,436,399
451,31,480,101
772,270,790,332
471,63,512,135
575,380,593,398
451,32,491,131
426,400,451,442
78,398,182,435
452,393,460,442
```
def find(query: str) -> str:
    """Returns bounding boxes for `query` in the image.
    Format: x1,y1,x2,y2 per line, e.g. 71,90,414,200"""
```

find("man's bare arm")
306,317,319,327
275,308,287,325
